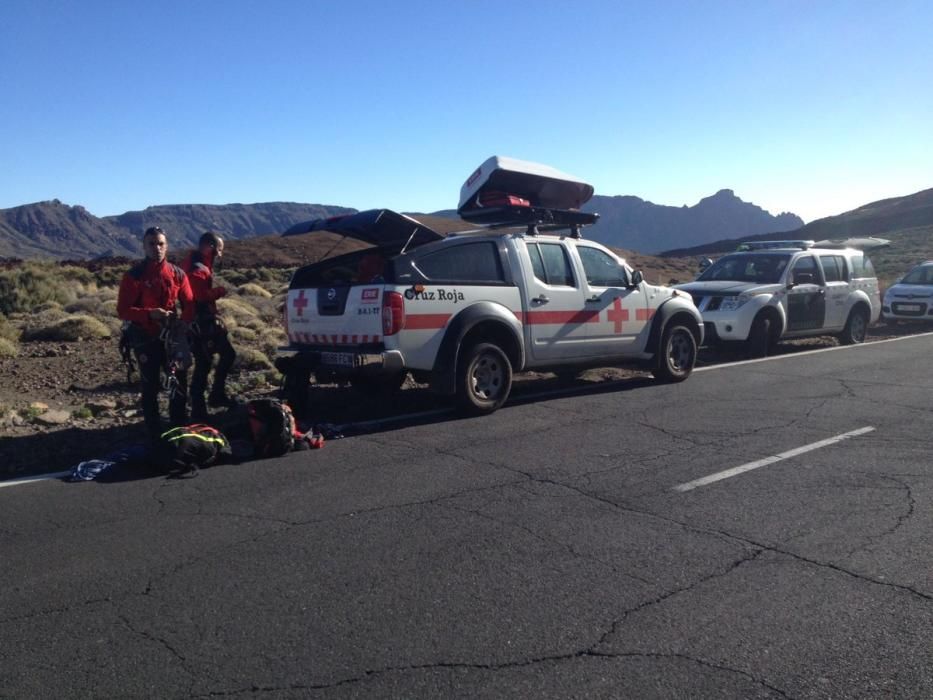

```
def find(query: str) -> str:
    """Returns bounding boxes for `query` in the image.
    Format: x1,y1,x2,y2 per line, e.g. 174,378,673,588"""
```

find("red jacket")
117,259,194,337
182,250,226,318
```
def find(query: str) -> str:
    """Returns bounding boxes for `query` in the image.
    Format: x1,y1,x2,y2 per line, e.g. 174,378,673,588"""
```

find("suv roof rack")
736,240,815,251
812,237,890,251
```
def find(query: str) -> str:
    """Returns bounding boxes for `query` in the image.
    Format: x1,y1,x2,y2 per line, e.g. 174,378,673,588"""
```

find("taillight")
382,291,405,336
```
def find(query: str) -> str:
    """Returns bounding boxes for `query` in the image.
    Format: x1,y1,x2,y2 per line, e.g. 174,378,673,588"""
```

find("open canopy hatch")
457,156,599,229
282,209,444,253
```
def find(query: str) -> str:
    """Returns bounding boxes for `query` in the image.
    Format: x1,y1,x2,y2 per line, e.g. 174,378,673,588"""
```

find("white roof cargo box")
457,156,597,227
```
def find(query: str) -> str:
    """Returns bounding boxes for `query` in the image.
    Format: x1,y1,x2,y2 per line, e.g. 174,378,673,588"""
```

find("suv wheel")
652,324,696,382
839,307,869,345
456,342,513,415
746,316,773,358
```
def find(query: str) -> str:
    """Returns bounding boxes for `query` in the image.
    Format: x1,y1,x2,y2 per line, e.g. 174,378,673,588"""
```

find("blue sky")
1,0,931,224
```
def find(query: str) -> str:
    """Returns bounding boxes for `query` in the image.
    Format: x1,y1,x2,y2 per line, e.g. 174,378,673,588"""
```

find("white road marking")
0,471,71,489
694,330,933,372
673,426,876,492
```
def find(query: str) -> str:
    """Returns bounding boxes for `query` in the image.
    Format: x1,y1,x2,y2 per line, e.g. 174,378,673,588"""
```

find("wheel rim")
471,352,504,400
851,313,867,341
668,330,694,370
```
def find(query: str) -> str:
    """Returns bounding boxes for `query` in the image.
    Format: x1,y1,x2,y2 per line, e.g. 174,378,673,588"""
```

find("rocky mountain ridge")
0,200,356,260
659,187,933,257
2,189,801,260
582,189,803,253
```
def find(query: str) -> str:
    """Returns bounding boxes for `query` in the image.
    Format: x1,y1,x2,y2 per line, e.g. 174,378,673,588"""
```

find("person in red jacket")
183,231,237,421
117,226,195,441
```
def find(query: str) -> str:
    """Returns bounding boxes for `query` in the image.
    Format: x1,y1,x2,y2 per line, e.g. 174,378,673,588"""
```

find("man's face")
214,239,224,259
144,233,168,262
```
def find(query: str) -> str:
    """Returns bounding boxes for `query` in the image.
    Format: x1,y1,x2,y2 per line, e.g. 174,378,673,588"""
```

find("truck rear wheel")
456,342,512,415
652,324,696,382
839,307,869,345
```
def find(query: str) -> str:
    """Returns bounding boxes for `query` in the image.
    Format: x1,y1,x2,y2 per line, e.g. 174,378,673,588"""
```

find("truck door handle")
532,295,549,304
587,295,602,302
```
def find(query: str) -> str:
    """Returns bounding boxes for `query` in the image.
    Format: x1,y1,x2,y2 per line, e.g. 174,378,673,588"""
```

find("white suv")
882,261,933,323
676,241,881,357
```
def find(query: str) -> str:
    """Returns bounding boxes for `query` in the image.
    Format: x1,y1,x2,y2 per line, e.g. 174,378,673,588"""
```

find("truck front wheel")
456,342,513,415
652,324,697,383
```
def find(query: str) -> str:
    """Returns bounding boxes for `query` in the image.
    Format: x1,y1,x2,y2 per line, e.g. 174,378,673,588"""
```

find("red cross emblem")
293,290,309,317
607,297,629,334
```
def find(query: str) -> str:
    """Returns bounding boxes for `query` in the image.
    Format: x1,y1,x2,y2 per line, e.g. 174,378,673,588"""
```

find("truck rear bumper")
275,347,404,375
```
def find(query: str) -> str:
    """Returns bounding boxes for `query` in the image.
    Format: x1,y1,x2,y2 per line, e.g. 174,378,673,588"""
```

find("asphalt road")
2,334,931,698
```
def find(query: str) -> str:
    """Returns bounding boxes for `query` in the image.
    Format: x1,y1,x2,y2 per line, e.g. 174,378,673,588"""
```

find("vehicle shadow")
293,371,660,438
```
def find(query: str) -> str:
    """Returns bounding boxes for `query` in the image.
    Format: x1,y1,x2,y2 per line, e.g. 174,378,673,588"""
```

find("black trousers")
135,336,188,440
190,323,236,416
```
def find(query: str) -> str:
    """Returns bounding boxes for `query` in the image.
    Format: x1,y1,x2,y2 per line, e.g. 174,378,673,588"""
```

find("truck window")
850,253,876,279
790,255,822,285
819,255,846,282
528,242,575,287
577,246,628,287
414,241,504,283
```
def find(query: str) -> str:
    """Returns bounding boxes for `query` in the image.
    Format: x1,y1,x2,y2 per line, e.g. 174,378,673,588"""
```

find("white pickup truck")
276,157,703,415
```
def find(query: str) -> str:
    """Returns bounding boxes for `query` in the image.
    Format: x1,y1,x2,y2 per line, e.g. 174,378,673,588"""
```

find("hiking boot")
208,391,237,408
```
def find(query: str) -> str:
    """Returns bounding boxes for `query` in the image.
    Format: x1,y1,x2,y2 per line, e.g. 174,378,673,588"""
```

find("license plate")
899,304,921,312
321,351,354,367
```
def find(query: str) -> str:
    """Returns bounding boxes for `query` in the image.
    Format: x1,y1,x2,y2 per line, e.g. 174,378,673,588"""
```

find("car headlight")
719,293,764,311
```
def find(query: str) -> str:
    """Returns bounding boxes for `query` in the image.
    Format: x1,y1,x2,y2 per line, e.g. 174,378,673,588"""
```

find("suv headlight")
719,293,765,312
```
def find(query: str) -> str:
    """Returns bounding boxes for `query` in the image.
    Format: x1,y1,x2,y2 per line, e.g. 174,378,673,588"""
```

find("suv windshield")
901,265,933,285
697,253,791,284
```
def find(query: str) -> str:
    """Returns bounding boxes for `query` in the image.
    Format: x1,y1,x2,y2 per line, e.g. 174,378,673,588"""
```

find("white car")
676,241,882,357
882,261,933,322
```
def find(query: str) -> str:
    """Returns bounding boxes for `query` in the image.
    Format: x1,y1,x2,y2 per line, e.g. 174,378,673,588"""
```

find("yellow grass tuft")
0,337,18,358
22,314,112,342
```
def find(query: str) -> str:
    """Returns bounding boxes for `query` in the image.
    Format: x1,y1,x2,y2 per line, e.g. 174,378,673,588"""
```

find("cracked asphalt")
1,335,931,698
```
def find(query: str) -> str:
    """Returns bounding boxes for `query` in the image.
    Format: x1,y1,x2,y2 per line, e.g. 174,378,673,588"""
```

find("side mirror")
630,269,644,287
698,257,713,272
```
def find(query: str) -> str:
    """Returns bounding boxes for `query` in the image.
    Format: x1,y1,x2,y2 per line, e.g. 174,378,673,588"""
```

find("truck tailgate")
286,285,384,345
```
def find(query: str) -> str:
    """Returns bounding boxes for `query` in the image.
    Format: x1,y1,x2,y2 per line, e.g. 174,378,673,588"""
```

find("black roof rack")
736,240,815,251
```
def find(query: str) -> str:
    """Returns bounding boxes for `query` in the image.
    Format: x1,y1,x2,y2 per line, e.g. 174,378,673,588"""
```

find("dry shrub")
0,315,19,342
0,337,18,358
65,296,104,315
23,314,112,342
97,287,118,302
235,347,273,370
0,262,96,315
32,301,64,314
236,283,272,299
230,326,258,342
260,327,287,351
217,297,260,325
19,306,67,337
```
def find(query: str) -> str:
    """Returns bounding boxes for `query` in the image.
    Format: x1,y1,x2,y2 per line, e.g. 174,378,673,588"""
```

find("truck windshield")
697,253,790,284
